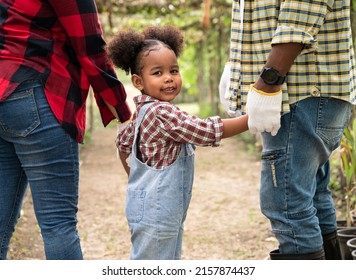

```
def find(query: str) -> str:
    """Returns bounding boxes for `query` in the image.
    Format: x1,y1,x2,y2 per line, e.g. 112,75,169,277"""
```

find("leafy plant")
339,117,356,227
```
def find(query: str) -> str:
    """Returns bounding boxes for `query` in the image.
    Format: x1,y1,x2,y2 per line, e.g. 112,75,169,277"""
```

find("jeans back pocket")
316,98,351,151
0,88,40,137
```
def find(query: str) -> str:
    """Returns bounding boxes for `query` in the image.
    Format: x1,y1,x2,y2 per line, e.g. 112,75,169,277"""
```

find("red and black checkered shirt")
0,0,131,143
117,95,224,169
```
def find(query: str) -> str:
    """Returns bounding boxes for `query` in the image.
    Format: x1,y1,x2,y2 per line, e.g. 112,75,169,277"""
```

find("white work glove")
246,85,282,136
219,63,241,117
219,63,231,112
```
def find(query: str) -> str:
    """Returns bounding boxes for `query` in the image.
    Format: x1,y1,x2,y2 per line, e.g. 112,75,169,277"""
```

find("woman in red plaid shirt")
0,0,131,260
108,25,248,259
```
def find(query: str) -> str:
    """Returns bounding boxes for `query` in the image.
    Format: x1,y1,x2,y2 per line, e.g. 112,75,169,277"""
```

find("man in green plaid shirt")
220,0,356,260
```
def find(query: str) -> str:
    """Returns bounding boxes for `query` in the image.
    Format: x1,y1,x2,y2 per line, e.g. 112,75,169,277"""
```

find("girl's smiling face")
132,45,182,102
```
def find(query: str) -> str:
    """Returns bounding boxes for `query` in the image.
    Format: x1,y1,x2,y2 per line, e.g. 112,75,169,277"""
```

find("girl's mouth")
162,87,175,93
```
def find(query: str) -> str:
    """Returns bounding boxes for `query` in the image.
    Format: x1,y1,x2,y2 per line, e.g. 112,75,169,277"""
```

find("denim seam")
59,128,79,213
69,136,78,207
283,103,297,247
0,169,25,259
156,174,162,237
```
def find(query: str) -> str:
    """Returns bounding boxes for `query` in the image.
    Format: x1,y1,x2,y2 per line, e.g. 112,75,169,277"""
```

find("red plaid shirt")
117,95,223,168
0,0,131,143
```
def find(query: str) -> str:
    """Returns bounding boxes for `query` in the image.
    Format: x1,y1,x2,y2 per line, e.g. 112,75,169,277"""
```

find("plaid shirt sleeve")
116,118,136,155
272,1,330,54
151,104,223,147
47,0,131,125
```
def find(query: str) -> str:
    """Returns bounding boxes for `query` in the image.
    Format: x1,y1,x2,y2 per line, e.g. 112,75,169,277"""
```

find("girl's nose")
164,74,173,82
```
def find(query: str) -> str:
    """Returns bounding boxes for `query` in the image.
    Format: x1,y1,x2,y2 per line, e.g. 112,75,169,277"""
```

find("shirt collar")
133,94,158,107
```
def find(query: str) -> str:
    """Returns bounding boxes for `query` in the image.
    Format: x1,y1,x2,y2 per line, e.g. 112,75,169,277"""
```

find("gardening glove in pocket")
219,63,241,117
246,85,282,136
219,63,231,112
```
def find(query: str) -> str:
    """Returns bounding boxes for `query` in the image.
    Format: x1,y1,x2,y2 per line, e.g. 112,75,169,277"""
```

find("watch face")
260,67,285,85
264,69,278,83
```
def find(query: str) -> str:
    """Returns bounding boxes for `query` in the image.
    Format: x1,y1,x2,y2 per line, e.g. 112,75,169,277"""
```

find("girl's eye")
153,71,162,75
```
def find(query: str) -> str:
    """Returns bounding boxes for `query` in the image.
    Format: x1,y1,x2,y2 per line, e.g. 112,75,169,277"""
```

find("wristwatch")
260,67,286,85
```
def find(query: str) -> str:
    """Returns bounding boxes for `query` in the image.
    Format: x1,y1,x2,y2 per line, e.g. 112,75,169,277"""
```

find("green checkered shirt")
228,0,356,114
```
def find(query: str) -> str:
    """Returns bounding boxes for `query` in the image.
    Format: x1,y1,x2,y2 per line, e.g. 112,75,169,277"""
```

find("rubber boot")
269,249,325,260
322,231,341,260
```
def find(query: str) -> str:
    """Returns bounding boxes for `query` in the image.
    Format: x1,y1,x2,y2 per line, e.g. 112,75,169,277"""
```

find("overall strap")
132,102,154,156
135,102,153,130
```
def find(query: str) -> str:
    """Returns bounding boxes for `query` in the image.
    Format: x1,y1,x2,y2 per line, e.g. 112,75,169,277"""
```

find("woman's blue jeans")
260,97,351,254
0,81,83,259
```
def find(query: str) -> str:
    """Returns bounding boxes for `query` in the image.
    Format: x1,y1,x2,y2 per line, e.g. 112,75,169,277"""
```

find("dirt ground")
7,86,278,260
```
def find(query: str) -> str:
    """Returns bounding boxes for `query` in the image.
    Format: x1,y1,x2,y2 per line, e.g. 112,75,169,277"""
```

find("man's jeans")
0,81,83,259
260,97,351,254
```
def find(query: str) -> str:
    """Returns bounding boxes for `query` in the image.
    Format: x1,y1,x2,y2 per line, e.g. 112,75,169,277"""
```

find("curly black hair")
107,25,184,75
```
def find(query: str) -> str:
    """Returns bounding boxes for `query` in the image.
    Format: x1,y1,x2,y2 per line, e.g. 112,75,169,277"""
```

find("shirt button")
310,86,320,97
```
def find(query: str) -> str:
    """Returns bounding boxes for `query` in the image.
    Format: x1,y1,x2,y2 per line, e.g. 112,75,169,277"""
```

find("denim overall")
126,102,195,260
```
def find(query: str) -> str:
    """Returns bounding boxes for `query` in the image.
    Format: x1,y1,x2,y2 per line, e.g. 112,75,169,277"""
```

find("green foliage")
339,117,356,226
235,133,262,158
198,102,215,119
82,129,93,146
329,155,343,207
96,0,232,108
179,45,199,96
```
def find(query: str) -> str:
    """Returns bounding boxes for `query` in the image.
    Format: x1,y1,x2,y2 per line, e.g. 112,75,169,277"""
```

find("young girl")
107,25,248,260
